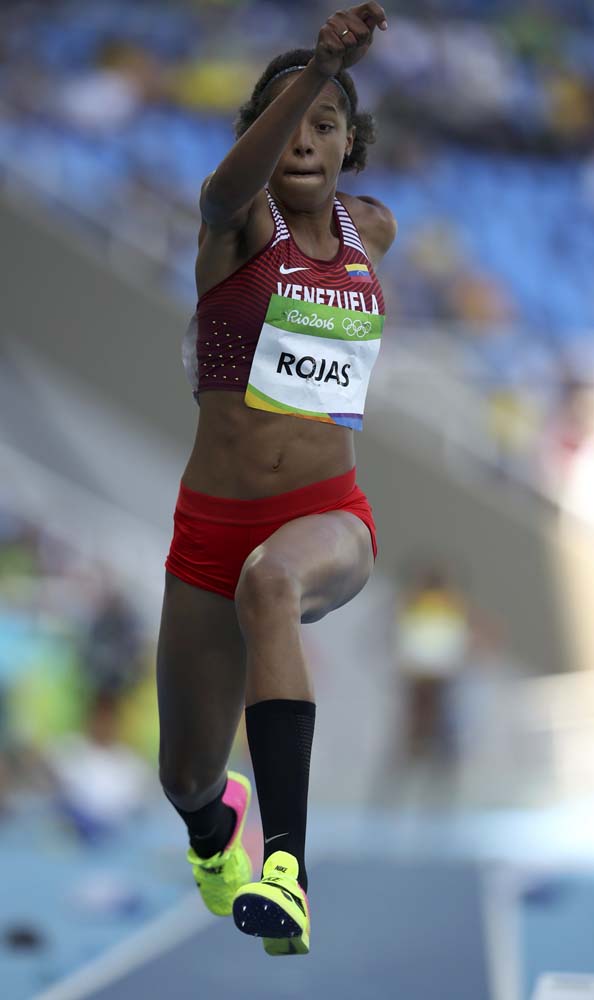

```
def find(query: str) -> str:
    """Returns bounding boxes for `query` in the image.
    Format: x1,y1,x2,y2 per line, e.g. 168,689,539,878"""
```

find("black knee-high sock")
245,699,316,893
166,778,236,860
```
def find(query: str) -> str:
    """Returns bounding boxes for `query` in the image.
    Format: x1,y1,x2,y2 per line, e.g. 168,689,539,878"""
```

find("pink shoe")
186,771,252,916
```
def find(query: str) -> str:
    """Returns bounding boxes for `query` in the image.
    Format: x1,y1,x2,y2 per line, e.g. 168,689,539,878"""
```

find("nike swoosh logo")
264,831,289,844
279,264,310,274
192,825,218,840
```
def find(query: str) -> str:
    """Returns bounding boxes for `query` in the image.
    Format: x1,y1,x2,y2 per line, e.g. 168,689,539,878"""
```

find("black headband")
263,65,352,117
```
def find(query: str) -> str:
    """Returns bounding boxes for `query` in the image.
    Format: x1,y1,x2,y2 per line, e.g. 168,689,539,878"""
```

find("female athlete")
157,3,396,956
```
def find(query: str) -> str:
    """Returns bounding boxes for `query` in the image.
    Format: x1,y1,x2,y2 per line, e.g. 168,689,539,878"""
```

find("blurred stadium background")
1,0,594,997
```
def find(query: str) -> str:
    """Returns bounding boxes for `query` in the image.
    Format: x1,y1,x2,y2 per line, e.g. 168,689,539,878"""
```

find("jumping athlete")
158,3,395,956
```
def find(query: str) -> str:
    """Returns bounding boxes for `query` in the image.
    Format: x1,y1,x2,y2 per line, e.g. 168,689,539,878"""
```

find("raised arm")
200,3,388,228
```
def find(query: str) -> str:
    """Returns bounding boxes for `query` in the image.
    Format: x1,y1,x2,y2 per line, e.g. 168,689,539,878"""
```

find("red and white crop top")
182,187,385,401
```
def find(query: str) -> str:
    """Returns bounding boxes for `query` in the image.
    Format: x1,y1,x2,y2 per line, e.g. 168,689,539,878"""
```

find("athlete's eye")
317,123,335,133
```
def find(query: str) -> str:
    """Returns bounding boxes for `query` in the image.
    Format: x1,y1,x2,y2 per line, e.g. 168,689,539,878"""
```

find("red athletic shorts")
165,467,377,600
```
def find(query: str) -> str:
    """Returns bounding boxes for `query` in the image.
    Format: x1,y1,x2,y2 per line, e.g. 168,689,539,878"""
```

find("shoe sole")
232,893,310,955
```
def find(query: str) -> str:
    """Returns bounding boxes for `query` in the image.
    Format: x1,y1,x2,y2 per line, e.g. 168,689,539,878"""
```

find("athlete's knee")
159,752,225,810
235,550,301,628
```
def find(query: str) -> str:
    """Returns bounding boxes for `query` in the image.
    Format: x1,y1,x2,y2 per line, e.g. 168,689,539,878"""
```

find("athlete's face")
267,75,355,205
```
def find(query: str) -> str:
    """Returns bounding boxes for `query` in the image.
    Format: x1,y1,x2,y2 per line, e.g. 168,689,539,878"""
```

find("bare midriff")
181,391,355,499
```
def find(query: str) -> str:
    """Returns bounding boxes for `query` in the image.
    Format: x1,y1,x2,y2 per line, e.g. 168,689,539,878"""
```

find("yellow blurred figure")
487,387,541,463
395,567,474,763
167,60,258,112
546,73,592,137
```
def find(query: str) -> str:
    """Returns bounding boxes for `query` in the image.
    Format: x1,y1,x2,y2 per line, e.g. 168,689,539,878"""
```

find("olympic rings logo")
342,317,371,338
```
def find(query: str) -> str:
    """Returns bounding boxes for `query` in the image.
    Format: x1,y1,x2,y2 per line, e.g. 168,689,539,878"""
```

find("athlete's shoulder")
337,191,398,259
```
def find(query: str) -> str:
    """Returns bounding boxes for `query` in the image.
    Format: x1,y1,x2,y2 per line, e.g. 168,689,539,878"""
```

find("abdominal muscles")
181,391,355,499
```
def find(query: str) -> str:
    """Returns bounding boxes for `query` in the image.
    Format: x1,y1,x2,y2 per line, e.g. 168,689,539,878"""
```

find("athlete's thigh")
255,511,374,623
157,571,246,774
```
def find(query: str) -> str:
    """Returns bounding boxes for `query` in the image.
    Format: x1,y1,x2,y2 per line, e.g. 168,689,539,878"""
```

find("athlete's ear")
345,125,356,158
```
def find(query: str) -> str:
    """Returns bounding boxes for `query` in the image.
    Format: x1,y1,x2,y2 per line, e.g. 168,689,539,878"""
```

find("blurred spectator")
396,224,517,329
0,514,41,590
539,376,594,500
47,41,163,134
545,71,594,142
0,687,11,814
395,565,471,764
404,220,463,320
79,586,145,697
44,689,155,842
556,386,594,524
50,69,141,133
392,562,500,767
165,58,258,113
445,272,516,327
486,386,542,483
0,503,157,818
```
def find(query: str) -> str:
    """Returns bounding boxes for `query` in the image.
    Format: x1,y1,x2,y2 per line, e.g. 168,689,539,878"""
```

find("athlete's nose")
291,121,314,157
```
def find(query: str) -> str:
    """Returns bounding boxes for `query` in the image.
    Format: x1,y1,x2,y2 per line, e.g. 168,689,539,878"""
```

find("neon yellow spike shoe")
186,771,252,917
232,850,310,956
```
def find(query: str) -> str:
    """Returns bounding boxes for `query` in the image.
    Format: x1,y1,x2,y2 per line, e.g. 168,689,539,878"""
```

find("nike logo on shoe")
264,831,289,844
279,264,309,274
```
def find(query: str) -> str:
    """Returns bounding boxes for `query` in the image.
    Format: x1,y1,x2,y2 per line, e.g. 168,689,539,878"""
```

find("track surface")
81,860,490,1000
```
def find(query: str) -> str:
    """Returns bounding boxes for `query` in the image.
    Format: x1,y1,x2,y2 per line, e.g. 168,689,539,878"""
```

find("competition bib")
245,294,384,430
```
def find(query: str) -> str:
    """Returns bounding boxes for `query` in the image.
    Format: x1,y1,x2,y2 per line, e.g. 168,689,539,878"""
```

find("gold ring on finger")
341,28,350,36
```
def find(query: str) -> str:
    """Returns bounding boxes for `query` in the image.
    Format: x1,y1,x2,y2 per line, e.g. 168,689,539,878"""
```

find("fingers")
315,4,387,77
352,3,388,29
317,23,352,61
327,10,373,49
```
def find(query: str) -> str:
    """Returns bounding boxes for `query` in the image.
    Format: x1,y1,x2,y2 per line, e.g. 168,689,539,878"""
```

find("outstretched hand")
313,4,388,79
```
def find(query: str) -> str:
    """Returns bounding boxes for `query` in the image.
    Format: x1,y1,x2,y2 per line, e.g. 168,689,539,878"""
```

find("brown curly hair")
234,48,377,173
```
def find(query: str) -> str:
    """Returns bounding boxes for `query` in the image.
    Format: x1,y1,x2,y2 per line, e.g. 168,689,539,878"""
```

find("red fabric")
165,467,377,599
188,189,385,397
